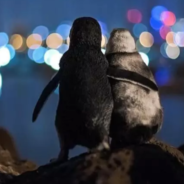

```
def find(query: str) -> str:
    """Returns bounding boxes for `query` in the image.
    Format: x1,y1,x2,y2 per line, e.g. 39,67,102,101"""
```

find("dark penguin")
32,72,60,122
32,17,113,161
105,28,163,148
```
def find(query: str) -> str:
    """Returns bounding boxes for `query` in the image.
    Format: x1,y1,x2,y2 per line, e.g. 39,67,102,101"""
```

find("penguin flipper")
32,70,61,122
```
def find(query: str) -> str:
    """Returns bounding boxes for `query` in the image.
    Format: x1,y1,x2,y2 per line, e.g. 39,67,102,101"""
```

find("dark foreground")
1,138,184,184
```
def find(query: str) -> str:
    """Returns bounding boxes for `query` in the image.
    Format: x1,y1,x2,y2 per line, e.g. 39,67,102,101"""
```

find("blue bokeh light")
33,25,49,40
133,23,147,38
28,49,34,61
160,43,168,58
171,19,184,33
155,67,170,86
56,24,71,39
150,17,163,30
151,6,167,21
0,32,9,47
33,47,47,64
98,20,109,37
57,44,69,53
6,44,15,60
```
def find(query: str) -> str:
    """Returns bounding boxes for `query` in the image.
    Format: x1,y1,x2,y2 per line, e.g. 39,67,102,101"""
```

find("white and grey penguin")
32,17,113,161
105,28,163,148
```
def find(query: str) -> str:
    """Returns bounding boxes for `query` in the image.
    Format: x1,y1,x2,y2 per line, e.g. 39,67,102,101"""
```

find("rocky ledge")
0,138,182,184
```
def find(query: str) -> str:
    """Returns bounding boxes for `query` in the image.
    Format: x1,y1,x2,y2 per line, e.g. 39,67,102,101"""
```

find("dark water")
0,70,184,165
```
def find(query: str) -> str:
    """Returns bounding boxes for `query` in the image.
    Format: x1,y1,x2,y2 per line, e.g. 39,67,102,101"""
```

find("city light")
0,32,9,47
26,34,42,49
127,9,142,23
0,46,11,67
139,52,149,65
46,33,63,49
140,32,154,47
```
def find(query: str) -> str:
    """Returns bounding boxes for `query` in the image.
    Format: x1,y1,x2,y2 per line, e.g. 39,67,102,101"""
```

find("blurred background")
0,0,184,166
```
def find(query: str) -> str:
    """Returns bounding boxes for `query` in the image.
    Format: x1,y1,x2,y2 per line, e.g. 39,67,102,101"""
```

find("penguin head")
69,17,102,48
106,28,137,55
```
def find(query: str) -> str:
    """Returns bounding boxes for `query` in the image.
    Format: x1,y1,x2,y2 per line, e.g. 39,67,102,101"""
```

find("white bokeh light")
50,53,63,70
0,46,11,67
166,45,180,59
44,49,59,66
139,52,149,65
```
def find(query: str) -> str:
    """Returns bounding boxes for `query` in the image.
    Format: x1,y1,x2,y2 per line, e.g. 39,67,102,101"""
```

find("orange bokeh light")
46,33,63,49
26,34,42,49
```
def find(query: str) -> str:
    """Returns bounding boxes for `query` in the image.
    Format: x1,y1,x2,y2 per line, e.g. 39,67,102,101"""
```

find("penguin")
32,17,113,161
32,72,60,122
105,28,163,148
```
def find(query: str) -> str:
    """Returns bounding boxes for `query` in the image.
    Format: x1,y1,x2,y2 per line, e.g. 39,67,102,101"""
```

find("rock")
0,127,20,161
7,138,184,184
0,127,37,184
0,127,37,176
0,145,37,176
0,172,15,184
178,144,184,155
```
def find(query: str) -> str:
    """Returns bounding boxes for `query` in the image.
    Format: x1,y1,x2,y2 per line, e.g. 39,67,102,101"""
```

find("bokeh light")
166,45,180,59
155,67,170,86
166,32,176,47
136,40,150,53
159,25,171,40
151,6,167,20
101,49,106,54
140,32,154,47
98,21,109,36
27,49,34,61
160,42,168,58
139,52,149,65
33,25,49,40
171,19,184,33
148,46,160,61
161,11,176,26
33,47,47,64
127,9,142,23
174,32,184,47
150,17,163,30
50,53,62,70
44,49,60,66
133,23,147,38
0,32,9,47
26,34,42,49
66,37,70,45
6,44,15,60
56,24,71,39
57,44,69,53
101,35,107,47
10,34,23,50
46,33,63,49
0,46,11,67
